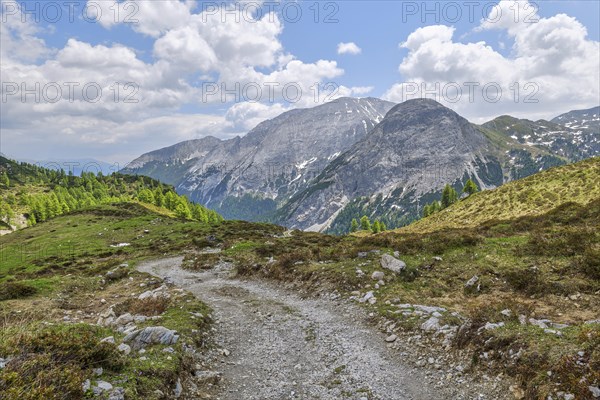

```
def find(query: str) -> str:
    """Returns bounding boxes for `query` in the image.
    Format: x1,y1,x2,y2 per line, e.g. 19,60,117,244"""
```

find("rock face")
122,97,395,221
124,326,179,350
275,98,562,232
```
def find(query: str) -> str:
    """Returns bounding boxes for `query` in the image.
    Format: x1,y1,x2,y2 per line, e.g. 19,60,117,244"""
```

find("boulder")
114,313,134,326
124,326,179,350
380,254,406,274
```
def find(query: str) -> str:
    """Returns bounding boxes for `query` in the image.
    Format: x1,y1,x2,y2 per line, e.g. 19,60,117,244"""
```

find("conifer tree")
441,184,458,209
360,215,371,231
463,179,479,196
350,218,359,232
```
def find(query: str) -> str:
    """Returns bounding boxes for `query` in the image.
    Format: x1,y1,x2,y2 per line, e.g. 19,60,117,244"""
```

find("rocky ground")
138,256,513,400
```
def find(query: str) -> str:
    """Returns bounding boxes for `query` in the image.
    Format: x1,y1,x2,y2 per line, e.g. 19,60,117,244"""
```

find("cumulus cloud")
337,42,362,55
1,0,350,161
384,0,600,122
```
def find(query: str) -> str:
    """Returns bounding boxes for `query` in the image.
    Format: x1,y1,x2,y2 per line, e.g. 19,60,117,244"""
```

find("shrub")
578,247,600,280
0,281,37,301
504,267,547,295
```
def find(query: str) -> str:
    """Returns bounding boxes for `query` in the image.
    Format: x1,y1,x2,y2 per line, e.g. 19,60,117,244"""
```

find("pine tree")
441,184,458,209
350,218,359,232
372,220,381,233
463,179,479,196
360,215,371,231
380,221,387,231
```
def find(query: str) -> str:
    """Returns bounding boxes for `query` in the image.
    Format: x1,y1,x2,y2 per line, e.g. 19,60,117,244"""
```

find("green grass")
403,157,599,233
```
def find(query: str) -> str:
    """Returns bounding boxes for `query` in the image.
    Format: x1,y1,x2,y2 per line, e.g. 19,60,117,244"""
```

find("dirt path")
137,257,482,400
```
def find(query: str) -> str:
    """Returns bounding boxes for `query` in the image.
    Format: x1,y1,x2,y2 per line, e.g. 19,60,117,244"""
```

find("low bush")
0,281,37,301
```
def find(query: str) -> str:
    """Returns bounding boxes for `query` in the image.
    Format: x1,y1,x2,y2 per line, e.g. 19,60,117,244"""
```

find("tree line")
0,157,222,227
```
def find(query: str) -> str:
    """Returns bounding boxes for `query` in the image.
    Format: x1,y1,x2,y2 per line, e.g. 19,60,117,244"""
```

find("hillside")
2,159,599,399
0,156,222,234
403,157,600,234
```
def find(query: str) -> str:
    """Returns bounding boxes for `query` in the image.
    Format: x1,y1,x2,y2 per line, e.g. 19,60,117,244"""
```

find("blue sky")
2,0,599,164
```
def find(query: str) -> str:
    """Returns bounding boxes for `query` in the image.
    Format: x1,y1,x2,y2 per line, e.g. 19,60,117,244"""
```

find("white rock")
96,381,113,391
380,254,406,273
100,336,115,344
117,343,131,355
371,271,385,281
421,317,441,332
385,334,398,343
589,386,600,398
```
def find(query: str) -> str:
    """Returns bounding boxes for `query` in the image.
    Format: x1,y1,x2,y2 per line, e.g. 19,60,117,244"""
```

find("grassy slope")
403,157,600,234
0,203,219,399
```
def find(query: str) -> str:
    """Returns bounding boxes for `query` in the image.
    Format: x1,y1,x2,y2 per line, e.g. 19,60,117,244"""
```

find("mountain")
124,98,599,233
122,97,395,220
482,106,600,161
276,99,566,232
552,106,600,133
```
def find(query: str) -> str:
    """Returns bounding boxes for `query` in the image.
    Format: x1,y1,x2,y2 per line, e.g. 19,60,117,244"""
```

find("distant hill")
0,156,221,233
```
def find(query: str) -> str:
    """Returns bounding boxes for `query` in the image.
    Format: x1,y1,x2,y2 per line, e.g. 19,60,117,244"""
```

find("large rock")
124,326,179,350
380,254,406,274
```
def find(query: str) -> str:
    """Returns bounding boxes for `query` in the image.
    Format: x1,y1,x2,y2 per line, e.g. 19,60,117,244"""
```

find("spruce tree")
463,179,479,196
350,218,359,232
441,184,458,209
360,215,371,231
372,220,381,233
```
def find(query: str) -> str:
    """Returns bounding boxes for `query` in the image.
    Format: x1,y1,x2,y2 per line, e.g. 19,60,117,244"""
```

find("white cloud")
337,42,362,55
2,1,350,162
384,1,600,122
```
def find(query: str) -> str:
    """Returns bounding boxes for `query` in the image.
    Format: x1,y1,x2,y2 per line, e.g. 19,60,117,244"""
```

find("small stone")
93,367,103,376
108,387,125,400
385,334,398,343
589,386,600,398
465,275,479,288
100,336,115,344
174,378,182,398
82,379,91,392
96,381,113,391
432,256,443,262
371,271,385,281
500,309,512,317
195,370,222,384
117,343,131,355
421,317,440,332
221,348,230,357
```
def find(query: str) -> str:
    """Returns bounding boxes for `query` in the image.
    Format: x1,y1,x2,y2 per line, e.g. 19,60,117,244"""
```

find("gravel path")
137,256,482,400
